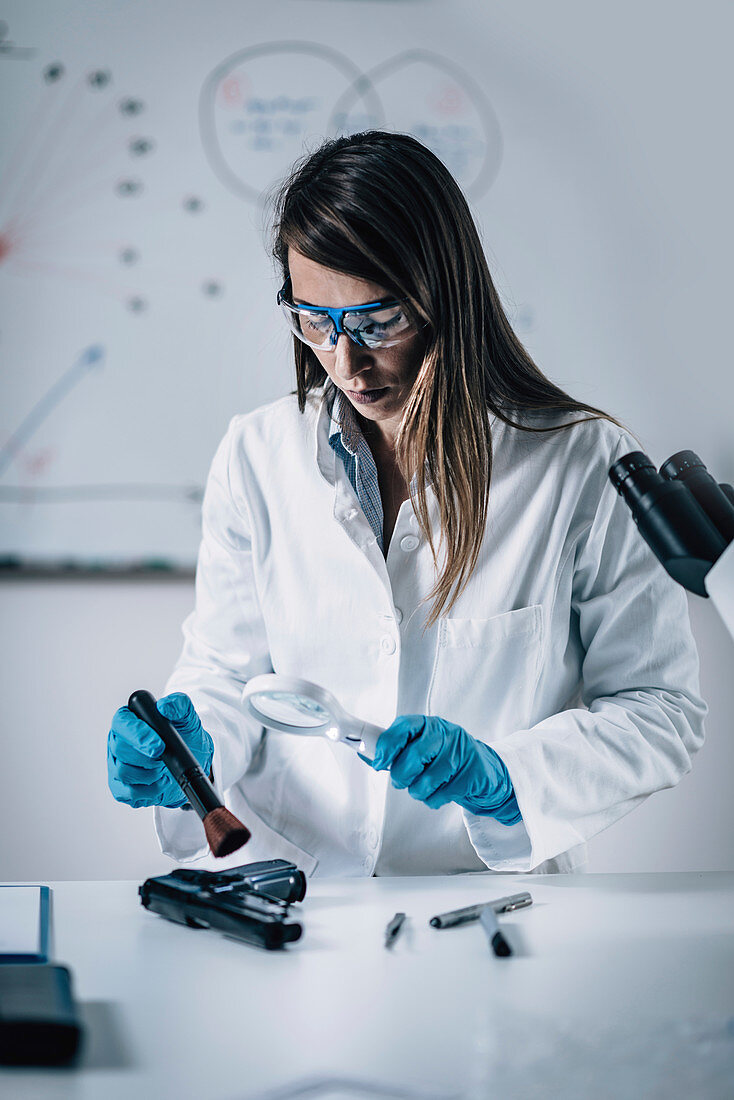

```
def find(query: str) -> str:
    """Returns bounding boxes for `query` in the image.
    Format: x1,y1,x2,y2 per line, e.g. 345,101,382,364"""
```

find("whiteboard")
1,0,732,569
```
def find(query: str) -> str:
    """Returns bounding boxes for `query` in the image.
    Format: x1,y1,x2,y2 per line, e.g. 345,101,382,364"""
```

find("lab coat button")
380,635,396,655
400,535,419,552
394,607,403,624
367,827,378,848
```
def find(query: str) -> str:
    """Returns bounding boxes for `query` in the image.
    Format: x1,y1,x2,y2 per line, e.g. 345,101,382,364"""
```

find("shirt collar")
328,387,366,457
316,383,435,498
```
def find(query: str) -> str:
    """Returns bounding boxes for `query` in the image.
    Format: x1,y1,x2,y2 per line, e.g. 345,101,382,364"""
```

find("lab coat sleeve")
463,432,708,872
154,417,271,860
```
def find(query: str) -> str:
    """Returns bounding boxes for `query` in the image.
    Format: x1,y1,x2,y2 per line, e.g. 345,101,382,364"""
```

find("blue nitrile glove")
371,715,522,825
107,692,214,809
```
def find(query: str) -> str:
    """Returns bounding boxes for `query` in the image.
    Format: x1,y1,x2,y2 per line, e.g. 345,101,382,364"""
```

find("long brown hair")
271,131,619,626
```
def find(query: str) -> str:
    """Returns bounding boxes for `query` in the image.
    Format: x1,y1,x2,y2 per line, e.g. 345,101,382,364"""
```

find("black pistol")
139,860,307,950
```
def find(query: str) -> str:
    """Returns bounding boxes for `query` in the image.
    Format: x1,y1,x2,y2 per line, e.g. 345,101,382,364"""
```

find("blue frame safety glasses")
277,276,423,351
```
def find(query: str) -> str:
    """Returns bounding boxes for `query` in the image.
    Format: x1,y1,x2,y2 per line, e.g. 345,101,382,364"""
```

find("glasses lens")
280,301,335,348
344,304,414,348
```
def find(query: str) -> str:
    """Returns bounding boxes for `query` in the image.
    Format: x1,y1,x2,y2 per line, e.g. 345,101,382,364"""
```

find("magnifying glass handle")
357,721,383,762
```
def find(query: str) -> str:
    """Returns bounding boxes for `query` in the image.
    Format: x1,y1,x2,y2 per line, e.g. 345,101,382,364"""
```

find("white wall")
2,0,733,881
0,578,732,881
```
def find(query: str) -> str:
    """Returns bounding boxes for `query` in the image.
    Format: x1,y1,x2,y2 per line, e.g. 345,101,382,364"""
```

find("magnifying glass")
242,674,383,762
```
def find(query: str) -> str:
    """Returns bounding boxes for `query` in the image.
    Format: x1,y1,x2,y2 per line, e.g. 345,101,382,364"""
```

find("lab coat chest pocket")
427,605,544,741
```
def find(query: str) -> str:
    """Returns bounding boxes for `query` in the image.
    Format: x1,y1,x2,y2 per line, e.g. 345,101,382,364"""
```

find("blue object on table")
0,885,50,963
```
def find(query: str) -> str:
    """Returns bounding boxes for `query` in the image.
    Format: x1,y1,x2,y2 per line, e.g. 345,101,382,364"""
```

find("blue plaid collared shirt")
328,388,384,552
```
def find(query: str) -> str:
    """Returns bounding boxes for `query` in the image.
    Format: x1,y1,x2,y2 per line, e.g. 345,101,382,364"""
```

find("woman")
108,131,706,875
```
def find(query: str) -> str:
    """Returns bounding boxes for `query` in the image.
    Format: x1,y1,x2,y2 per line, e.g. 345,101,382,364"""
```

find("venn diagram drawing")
200,42,503,206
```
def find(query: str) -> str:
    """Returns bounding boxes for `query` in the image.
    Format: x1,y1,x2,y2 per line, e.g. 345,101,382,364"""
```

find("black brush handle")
128,689,221,820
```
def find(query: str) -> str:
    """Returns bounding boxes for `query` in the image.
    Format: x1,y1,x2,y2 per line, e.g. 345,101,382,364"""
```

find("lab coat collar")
313,386,338,487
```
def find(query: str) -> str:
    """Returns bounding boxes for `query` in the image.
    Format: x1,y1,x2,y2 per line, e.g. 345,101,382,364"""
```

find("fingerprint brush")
127,689,250,858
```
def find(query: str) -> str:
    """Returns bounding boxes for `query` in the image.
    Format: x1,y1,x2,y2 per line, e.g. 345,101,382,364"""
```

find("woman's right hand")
107,692,214,809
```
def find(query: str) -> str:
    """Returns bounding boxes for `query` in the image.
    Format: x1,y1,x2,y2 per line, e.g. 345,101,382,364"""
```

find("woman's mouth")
346,387,388,405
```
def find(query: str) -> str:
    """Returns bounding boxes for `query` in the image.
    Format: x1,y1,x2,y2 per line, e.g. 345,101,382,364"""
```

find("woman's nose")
333,334,371,380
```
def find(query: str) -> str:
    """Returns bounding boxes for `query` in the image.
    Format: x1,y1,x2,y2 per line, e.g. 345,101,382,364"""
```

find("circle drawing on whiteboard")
330,50,502,199
200,41,502,205
199,41,383,204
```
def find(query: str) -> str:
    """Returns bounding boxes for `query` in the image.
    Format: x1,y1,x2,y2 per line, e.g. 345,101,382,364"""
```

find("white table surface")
1,872,733,1099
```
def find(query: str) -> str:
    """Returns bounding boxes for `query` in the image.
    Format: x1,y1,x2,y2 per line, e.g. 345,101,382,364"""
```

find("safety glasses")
277,276,420,350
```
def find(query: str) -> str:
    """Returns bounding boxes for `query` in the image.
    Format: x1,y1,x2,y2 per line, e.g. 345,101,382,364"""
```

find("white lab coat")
155,389,706,876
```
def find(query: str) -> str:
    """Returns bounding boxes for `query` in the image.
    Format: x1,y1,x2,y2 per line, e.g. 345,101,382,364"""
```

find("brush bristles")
203,806,251,858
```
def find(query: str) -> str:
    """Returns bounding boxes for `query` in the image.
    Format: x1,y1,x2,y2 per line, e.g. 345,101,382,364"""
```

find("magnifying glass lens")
248,690,330,728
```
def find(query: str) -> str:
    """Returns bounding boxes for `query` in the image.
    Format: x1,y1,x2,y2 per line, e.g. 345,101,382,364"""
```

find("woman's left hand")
371,715,522,825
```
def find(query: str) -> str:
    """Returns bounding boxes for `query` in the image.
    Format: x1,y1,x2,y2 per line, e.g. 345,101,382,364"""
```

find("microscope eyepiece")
608,451,656,491
659,450,734,545
609,451,728,596
609,451,664,509
659,450,706,480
